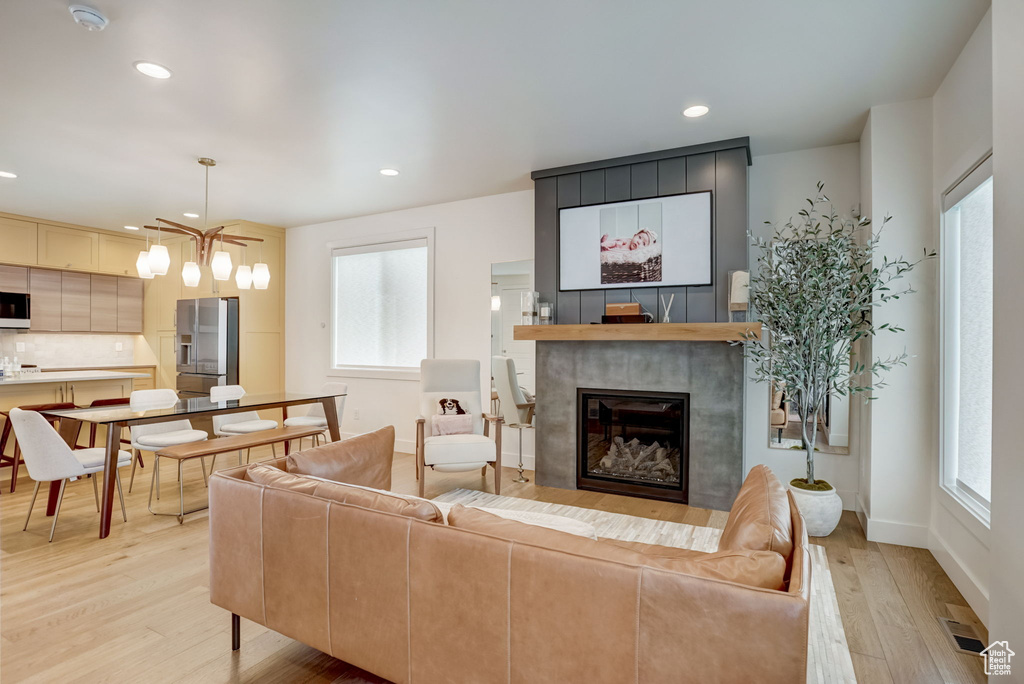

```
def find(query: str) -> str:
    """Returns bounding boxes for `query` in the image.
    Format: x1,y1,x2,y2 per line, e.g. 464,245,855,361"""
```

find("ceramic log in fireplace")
577,388,689,503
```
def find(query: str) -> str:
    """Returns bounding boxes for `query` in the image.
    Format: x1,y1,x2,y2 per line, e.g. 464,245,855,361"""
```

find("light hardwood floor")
0,449,985,683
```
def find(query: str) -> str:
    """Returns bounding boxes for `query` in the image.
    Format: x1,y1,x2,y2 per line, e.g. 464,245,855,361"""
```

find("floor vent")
938,617,984,656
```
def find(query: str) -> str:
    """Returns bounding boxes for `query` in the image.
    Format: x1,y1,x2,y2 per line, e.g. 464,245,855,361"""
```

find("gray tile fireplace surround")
535,340,744,511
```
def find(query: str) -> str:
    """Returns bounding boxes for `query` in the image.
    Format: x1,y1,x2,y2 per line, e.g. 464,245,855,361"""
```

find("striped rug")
434,488,856,684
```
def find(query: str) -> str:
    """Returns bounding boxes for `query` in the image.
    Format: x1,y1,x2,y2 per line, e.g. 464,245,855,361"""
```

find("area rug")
434,488,856,684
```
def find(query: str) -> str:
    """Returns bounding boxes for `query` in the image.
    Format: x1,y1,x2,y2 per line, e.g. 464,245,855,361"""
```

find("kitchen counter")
0,370,147,386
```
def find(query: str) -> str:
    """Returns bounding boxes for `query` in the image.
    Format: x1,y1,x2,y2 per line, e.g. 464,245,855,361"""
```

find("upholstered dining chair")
128,389,208,492
0,402,76,493
283,382,347,449
9,408,131,542
415,359,501,497
211,385,280,463
492,356,535,483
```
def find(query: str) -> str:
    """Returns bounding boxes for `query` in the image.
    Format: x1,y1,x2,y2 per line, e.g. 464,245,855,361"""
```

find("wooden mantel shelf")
513,322,761,342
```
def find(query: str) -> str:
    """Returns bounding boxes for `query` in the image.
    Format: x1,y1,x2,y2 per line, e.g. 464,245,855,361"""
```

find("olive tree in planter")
741,183,933,536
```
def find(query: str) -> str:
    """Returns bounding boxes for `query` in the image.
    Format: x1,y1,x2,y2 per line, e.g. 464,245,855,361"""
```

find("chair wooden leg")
481,466,488,476
10,441,21,493
49,479,68,543
92,473,100,512
129,449,141,493
23,480,41,531
271,443,277,458
89,424,97,448
200,457,209,487
231,613,241,651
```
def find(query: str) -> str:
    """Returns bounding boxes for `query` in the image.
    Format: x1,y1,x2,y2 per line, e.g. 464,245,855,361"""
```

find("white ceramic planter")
788,484,843,537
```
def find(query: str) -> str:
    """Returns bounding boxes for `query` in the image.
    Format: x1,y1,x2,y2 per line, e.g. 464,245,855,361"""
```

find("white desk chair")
492,356,536,484
128,389,208,493
415,359,501,497
211,385,279,463
10,408,131,542
283,382,347,449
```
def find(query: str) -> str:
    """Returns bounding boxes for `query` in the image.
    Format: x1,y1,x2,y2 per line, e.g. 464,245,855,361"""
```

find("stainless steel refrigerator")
176,297,239,396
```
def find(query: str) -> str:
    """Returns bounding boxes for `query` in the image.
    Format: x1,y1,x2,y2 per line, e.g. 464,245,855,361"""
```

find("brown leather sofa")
209,434,810,684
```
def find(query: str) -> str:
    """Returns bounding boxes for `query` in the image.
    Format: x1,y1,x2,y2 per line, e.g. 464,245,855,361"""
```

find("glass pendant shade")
136,251,155,279
211,250,233,281
234,264,252,290
147,244,170,276
252,262,270,290
182,261,201,287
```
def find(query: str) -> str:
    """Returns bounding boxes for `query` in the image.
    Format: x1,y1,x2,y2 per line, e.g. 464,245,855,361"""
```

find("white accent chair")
128,389,208,493
415,359,501,497
10,408,131,542
211,385,279,463
283,382,347,450
492,356,536,483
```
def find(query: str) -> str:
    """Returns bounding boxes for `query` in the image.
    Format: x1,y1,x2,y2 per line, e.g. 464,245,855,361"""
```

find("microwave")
0,292,30,329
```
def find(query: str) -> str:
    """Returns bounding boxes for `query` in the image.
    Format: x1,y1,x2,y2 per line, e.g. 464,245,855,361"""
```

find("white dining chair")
9,408,132,542
492,356,536,484
283,382,347,449
211,385,279,463
128,389,208,493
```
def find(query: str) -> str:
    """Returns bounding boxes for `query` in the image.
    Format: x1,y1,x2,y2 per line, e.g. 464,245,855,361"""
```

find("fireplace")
577,388,689,503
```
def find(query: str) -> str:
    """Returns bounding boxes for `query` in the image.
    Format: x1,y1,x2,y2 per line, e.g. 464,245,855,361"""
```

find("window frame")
327,226,435,381
938,153,993,529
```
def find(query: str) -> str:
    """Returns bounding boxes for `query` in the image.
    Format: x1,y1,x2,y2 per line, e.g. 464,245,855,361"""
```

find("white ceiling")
0,0,988,232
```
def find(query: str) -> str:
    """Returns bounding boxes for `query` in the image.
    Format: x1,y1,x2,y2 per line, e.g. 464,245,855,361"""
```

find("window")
330,233,432,377
940,156,993,517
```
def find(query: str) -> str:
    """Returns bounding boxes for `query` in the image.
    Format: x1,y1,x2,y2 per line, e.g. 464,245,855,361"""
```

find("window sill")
937,484,991,547
328,366,420,382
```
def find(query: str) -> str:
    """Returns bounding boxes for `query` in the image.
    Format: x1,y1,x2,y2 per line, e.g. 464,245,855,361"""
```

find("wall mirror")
767,368,850,455
491,260,535,397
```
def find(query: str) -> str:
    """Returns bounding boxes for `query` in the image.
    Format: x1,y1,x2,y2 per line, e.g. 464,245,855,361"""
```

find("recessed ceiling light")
124,225,140,230
379,168,400,176
0,171,17,179
134,61,172,79
183,212,199,218
682,105,709,118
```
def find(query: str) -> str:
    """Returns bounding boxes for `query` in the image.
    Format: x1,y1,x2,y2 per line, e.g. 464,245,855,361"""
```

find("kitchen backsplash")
0,331,136,368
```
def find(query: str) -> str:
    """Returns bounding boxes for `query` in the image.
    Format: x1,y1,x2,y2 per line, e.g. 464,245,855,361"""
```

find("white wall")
285,190,535,462
928,9,992,626
989,0,1024,659
857,114,874,528
744,143,862,510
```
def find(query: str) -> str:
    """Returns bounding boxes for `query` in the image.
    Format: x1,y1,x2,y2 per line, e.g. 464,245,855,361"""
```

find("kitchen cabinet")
28,268,62,331
0,217,37,266
98,233,144,276
0,265,28,293
37,224,100,271
117,277,143,333
61,271,92,332
90,275,118,332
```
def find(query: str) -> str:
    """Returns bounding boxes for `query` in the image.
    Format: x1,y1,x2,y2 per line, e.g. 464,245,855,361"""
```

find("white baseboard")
856,495,869,532
928,529,990,626
864,516,930,548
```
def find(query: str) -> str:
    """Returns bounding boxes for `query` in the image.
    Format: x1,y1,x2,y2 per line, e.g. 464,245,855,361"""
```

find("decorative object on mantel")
659,293,675,323
520,291,538,325
738,182,934,536
728,270,749,322
538,301,554,324
135,158,269,288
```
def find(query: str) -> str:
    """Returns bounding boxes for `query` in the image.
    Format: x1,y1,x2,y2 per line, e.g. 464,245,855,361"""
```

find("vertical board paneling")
630,162,658,199
534,177,558,306
556,173,582,323
604,290,631,305
631,289,658,321
714,148,749,321
579,290,605,324
685,153,717,322
657,157,687,195
604,166,631,202
580,170,605,205
557,291,581,323
556,173,581,208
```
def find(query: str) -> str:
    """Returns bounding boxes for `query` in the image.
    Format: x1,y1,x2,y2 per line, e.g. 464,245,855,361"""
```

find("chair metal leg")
49,479,68,543
23,480,41,531
92,473,100,511
271,443,277,458
178,460,185,524
115,470,127,522
238,449,244,466
129,449,141,493
200,457,209,487
513,426,529,483
245,448,251,464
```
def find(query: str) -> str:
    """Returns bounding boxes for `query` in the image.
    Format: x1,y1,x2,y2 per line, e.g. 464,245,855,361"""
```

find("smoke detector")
69,5,108,31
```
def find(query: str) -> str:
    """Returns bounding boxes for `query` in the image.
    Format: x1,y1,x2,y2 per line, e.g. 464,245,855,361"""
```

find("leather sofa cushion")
285,425,395,489
245,463,442,523
448,505,786,589
718,465,794,560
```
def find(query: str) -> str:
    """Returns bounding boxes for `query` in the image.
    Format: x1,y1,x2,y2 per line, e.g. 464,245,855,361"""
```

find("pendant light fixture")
211,231,233,281
252,241,270,290
235,245,252,290
136,230,155,279
147,220,170,275
182,239,201,287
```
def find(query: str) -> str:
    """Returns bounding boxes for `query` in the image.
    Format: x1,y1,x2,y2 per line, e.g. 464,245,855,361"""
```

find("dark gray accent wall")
534,138,750,324
535,341,745,511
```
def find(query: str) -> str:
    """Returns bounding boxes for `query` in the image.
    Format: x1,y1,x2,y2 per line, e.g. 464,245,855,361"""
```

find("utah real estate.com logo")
982,641,1015,677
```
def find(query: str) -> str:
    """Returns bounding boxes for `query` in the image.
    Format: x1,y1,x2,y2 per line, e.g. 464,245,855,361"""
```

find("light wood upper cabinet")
60,271,91,332
90,274,118,332
117,277,143,333
38,224,99,271
0,217,38,266
28,269,62,331
0,265,29,293
98,233,144,276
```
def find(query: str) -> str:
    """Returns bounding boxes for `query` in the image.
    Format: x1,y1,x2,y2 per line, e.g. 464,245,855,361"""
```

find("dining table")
40,389,347,539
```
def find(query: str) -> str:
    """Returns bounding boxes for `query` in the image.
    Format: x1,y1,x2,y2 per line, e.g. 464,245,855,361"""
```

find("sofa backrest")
209,468,811,684
718,465,794,564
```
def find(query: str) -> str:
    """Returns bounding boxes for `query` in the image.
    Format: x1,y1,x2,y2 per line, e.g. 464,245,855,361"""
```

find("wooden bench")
151,426,326,522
